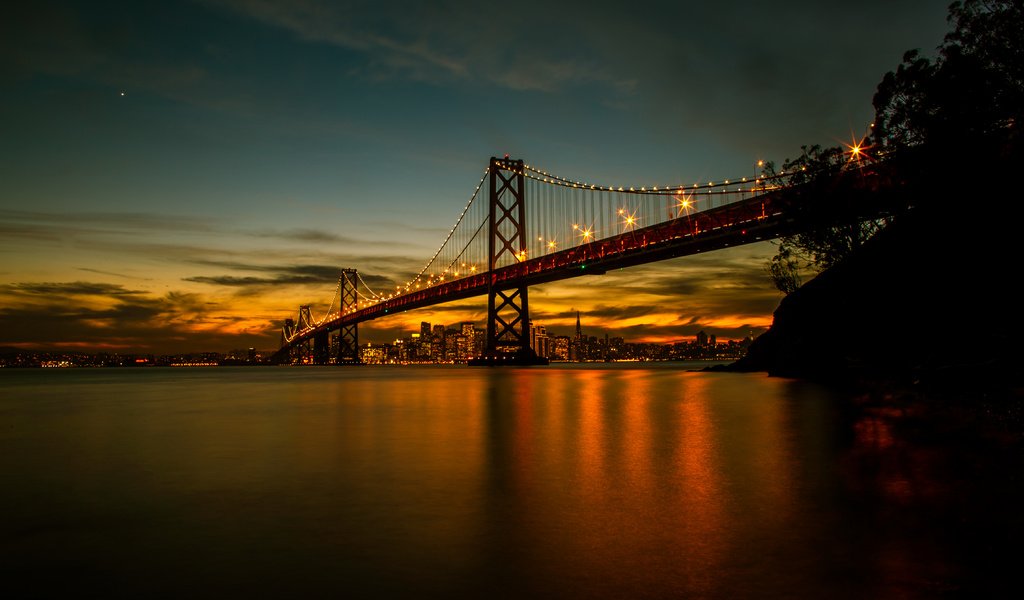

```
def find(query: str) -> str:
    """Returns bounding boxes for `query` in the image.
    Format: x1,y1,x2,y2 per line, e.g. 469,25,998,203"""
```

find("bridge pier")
294,338,311,364
470,156,547,366
313,331,330,365
336,268,361,364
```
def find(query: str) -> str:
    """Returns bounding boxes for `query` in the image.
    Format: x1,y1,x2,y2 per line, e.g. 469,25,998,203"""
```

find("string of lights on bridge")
289,146,872,337
335,161,796,317
521,162,795,196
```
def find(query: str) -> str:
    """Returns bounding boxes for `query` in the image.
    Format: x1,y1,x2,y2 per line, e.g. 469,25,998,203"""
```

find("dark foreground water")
1,365,1019,598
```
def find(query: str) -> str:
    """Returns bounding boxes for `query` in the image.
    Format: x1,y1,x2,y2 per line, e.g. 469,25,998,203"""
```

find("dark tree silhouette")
766,243,801,295
873,0,1023,149
766,0,1023,292
762,145,880,292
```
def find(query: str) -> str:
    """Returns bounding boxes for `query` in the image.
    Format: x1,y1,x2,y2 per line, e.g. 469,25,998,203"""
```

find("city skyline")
0,312,751,367
1,1,952,352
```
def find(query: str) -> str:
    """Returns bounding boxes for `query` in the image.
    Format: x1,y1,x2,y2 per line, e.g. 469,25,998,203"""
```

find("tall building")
456,334,471,361
530,322,549,358
431,324,446,361
552,336,570,361
571,311,586,361
461,322,478,358
446,328,459,360
697,330,709,347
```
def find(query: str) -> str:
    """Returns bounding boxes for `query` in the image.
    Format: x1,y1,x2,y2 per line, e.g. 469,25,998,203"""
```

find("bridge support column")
280,318,295,351
336,268,360,364
471,157,546,366
313,331,330,365
295,339,311,364
296,305,315,364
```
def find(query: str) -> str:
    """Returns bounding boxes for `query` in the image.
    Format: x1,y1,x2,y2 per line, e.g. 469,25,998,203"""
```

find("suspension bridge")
274,154,898,365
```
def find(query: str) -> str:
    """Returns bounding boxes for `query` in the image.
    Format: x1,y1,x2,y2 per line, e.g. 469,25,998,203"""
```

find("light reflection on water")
0,365,1005,597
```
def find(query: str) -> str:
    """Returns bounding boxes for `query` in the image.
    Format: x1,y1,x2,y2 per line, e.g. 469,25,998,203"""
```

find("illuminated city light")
621,208,638,231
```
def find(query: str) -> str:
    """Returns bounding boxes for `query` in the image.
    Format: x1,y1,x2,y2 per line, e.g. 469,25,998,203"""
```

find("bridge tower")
472,156,546,365
295,305,314,364
313,331,330,365
281,318,295,348
332,268,360,364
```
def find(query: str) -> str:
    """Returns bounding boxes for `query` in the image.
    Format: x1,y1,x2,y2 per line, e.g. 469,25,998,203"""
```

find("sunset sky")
1,0,951,352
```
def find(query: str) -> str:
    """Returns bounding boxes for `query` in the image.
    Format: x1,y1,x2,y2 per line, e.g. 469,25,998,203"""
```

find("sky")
0,0,952,353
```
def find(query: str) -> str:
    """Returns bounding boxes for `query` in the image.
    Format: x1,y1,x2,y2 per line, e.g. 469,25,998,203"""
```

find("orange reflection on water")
843,401,960,595
671,374,727,592
576,369,609,505
619,369,654,500
846,408,946,506
510,369,539,494
742,377,796,527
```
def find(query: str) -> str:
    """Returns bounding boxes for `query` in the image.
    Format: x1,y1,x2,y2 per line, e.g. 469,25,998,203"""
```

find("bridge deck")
289,190,801,345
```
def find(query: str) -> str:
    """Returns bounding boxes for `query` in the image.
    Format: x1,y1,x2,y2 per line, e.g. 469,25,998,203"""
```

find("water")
0,365,1017,597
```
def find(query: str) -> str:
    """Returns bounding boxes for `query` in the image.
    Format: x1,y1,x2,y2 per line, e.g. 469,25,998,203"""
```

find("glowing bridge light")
675,194,695,216
621,208,638,231
548,240,557,249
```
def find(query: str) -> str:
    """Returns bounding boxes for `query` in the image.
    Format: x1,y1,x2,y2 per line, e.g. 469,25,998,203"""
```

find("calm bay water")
0,365,1015,597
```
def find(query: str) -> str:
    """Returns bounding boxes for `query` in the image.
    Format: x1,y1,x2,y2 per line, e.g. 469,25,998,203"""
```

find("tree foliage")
766,0,1023,293
766,243,802,295
873,0,1024,149
762,145,881,293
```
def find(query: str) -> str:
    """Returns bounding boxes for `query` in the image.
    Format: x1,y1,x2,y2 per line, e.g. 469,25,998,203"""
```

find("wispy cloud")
199,0,635,96
0,281,147,297
0,280,281,352
243,227,421,247
201,0,467,78
77,267,146,280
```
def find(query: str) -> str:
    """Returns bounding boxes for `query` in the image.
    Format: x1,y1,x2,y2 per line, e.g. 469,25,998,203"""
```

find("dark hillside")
731,144,1023,396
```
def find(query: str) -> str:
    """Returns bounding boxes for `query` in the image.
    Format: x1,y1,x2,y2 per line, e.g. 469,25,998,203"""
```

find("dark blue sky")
0,0,952,351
